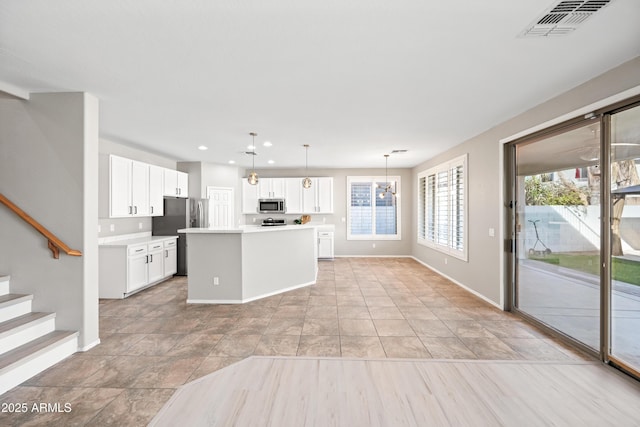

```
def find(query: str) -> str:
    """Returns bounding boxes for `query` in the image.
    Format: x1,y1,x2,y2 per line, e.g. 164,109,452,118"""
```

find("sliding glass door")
513,121,602,351
609,104,640,375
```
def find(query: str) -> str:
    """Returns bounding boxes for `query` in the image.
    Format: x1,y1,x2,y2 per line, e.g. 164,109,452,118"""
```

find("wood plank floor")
151,356,640,427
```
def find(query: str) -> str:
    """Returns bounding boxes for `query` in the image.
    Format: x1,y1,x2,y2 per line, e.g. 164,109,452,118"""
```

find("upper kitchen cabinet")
284,178,303,214
242,180,259,214
258,177,286,199
302,177,333,214
148,165,164,216
164,168,188,198
102,155,150,218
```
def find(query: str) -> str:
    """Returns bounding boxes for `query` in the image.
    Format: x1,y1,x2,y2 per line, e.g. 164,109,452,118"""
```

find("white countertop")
99,234,179,247
178,224,323,234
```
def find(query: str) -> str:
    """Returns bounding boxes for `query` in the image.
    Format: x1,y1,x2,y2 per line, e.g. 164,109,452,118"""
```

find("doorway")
507,96,640,378
511,120,602,352
206,186,235,228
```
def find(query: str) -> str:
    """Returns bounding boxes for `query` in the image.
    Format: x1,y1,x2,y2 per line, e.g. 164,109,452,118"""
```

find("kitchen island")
178,225,317,304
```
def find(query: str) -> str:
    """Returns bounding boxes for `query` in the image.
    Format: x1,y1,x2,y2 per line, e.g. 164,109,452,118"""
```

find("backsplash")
98,217,152,238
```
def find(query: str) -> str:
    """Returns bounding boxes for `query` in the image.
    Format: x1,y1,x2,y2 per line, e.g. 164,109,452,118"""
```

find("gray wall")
0,91,99,349
246,167,413,256
411,56,640,307
98,138,177,238
178,161,244,228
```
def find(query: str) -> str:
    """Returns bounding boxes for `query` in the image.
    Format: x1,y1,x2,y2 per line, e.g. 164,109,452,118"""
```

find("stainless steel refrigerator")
152,198,208,276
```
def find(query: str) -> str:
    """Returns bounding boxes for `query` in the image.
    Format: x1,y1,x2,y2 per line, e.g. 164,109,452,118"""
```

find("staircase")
0,275,78,395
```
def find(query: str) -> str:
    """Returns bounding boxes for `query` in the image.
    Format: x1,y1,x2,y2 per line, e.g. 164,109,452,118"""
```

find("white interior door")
207,187,234,228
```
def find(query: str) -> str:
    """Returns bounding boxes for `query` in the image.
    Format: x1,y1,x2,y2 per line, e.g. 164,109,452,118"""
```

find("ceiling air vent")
520,0,613,37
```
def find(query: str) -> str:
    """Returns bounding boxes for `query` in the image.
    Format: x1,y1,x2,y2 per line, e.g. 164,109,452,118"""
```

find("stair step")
0,312,56,356
0,330,78,395
0,294,33,323
0,276,9,296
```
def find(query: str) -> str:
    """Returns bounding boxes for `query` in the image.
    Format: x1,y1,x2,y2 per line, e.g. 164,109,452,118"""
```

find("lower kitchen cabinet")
164,239,178,276
99,236,178,299
318,230,334,259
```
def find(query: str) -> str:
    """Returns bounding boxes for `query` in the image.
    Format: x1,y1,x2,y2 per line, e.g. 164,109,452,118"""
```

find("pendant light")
302,144,312,189
247,132,259,185
379,154,393,199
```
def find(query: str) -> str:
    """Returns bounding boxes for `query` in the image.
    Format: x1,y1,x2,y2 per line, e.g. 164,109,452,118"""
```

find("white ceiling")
1,0,639,168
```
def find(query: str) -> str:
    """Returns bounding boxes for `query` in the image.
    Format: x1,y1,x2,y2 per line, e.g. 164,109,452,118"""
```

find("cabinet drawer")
318,232,333,237
128,245,148,256
164,239,177,248
148,242,164,251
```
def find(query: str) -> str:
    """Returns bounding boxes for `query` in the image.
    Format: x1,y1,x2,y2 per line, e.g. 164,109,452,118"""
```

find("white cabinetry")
242,180,259,214
149,165,164,216
127,245,149,292
318,231,335,259
258,178,286,199
241,176,333,215
164,169,189,197
108,155,149,217
100,155,185,218
147,241,165,284
164,239,178,276
99,236,178,299
284,178,303,214
302,177,333,213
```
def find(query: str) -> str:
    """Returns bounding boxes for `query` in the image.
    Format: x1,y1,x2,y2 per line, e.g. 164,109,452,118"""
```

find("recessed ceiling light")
228,160,236,164
198,145,208,150
247,145,256,150
268,160,275,164
263,141,272,147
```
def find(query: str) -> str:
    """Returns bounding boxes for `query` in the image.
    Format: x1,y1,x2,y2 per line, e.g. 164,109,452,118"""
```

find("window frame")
417,154,468,261
346,175,402,241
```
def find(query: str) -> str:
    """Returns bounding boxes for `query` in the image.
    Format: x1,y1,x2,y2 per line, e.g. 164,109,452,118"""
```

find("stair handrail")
0,193,82,259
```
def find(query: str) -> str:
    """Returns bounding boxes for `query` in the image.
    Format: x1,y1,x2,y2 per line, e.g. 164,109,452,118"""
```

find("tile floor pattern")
0,258,594,426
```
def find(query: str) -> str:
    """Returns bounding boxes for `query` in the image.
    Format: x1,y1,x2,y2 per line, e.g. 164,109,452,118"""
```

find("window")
347,176,401,240
417,154,467,260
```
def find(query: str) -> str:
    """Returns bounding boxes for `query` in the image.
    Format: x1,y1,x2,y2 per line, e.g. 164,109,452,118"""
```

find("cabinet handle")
150,254,153,262
151,206,154,214
134,206,137,214
165,250,168,258
135,248,144,253
145,255,149,263
129,206,132,214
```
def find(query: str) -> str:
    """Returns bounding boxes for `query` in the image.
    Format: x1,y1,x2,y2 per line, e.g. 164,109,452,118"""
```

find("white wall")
411,56,640,307
0,91,100,349
245,167,413,256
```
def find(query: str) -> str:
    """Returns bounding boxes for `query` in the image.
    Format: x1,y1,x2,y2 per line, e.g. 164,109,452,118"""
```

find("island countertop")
178,224,322,234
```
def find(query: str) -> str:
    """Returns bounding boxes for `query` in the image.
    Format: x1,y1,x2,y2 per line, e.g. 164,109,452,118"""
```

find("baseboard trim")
334,254,413,258
77,338,101,352
409,256,503,310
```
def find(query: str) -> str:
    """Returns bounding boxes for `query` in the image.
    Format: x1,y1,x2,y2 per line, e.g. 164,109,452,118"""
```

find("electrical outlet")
213,277,220,286
372,243,376,248
253,218,256,223
138,222,143,230
97,225,101,233
110,224,115,232
444,258,448,265
488,228,495,237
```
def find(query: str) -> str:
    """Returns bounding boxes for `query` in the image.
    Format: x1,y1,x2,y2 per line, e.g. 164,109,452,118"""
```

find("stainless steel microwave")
258,198,286,214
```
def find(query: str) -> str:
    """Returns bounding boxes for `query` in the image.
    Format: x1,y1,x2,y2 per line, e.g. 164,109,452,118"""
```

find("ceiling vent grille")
520,0,612,37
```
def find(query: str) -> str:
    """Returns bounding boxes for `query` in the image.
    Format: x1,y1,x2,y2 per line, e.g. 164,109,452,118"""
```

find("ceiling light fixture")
263,141,272,147
302,144,312,189
198,145,208,151
247,132,259,185
268,160,275,164
228,160,236,164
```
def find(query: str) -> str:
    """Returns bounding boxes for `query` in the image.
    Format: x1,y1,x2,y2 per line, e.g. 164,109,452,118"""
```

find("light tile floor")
0,258,594,426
